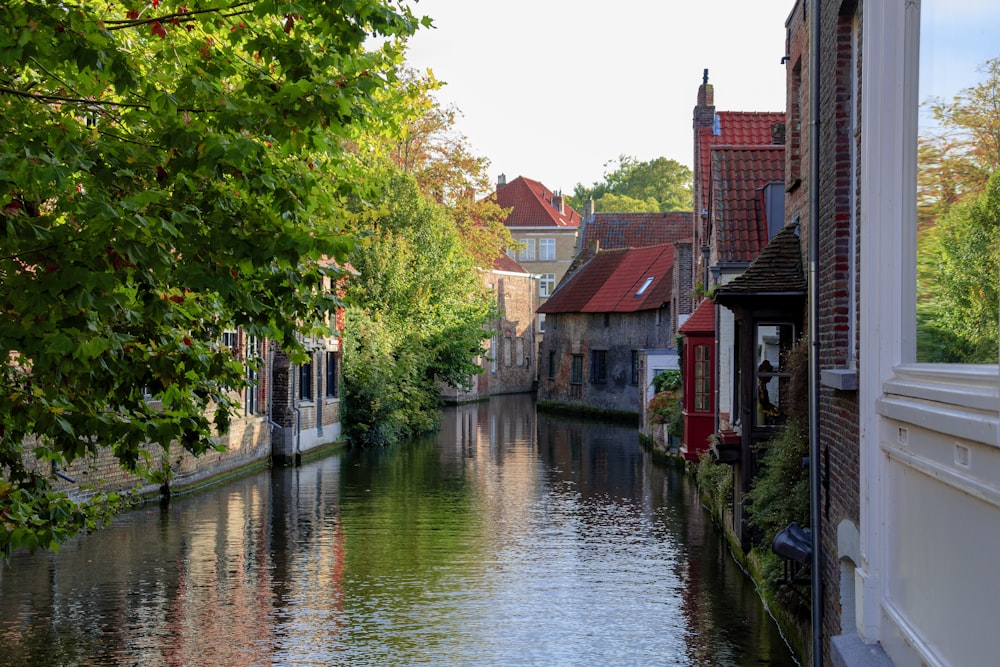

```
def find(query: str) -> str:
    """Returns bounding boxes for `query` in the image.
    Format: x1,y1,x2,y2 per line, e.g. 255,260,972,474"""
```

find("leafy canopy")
0,0,427,557
917,57,1000,362
342,173,495,446
568,155,692,213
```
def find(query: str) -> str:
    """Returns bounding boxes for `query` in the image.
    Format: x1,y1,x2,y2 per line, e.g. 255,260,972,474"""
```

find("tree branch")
101,1,255,30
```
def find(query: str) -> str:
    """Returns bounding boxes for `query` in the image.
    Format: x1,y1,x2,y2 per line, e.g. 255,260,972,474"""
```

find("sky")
402,0,793,195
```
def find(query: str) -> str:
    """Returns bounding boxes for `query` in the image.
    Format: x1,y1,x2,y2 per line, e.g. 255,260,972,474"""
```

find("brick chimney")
551,190,565,214
497,173,506,189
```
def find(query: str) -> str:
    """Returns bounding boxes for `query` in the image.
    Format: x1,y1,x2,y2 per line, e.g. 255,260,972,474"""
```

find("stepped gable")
710,145,786,263
538,243,675,314
713,223,806,301
582,211,693,250
493,175,580,228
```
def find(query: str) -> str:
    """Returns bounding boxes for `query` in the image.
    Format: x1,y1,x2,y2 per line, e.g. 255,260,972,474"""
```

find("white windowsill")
878,364,1000,448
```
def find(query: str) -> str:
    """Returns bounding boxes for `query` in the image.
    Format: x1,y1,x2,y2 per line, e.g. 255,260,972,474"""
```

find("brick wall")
813,0,863,657
673,241,694,332
538,309,675,413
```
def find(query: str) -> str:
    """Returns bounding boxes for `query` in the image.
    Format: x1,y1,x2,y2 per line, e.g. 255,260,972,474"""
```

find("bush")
746,338,810,544
696,451,733,519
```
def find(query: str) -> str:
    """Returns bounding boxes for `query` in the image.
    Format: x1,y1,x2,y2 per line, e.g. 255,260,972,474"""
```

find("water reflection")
0,395,794,666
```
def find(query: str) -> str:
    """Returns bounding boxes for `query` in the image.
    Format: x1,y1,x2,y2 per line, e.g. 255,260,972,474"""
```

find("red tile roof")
538,243,675,314
582,211,693,250
678,298,715,335
492,254,528,273
492,176,581,228
697,111,785,217
710,145,785,263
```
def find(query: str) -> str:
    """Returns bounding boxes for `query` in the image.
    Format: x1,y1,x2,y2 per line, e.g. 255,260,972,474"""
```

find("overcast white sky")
403,0,793,195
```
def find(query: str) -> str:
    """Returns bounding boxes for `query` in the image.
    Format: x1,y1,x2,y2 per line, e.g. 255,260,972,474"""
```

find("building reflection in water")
0,394,792,666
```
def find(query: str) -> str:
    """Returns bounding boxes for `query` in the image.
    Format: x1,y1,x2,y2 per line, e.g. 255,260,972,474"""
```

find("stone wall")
539,309,675,414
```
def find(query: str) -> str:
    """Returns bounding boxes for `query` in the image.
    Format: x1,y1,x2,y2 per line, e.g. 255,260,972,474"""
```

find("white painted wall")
859,3,1000,665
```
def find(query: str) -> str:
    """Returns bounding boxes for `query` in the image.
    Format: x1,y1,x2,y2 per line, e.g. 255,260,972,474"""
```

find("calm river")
0,394,796,666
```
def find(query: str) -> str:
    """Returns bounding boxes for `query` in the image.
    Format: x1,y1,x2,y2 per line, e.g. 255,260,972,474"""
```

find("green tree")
386,71,511,268
917,170,1000,363
569,155,692,213
917,57,1000,362
920,57,1000,220
593,193,661,214
0,0,425,557
342,173,494,446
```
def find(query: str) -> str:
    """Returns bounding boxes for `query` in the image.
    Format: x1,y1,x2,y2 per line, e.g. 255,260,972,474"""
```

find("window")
630,350,640,386
518,238,535,262
326,351,338,398
221,330,239,350
539,273,556,297
570,354,584,384
299,357,313,401
539,238,556,260
245,336,260,415
754,324,793,427
694,344,711,412
548,350,556,379
914,0,999,363
635,276,654,296
590,349,608,384
537,313,546,332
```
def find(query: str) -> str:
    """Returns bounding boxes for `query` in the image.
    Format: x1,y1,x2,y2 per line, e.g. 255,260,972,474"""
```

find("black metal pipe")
808,0,824,664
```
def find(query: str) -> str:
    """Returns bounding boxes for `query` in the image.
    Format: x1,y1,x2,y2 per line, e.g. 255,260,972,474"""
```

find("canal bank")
636,428,810,665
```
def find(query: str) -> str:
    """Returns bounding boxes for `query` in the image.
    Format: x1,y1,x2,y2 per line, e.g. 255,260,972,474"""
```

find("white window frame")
518,238,535,262
539,238,556,260
539,273,556,298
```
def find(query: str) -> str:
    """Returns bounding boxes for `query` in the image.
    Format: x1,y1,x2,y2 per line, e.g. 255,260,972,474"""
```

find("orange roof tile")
492,176,581,228
710,145,785,263
697,111,785,217
538,244,675,314
678,298,715,335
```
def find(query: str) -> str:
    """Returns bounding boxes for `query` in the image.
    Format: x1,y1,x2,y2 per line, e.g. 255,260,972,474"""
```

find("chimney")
497,173,506,189
771,122,787,145
583,197,595,221
697,68,714,108
552,190,565,214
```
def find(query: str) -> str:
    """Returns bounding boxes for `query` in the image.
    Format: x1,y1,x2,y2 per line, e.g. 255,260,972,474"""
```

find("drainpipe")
291,351,302,465
808,0,824,663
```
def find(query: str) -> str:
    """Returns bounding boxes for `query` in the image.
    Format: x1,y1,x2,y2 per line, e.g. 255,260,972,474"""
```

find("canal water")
0,394,796,666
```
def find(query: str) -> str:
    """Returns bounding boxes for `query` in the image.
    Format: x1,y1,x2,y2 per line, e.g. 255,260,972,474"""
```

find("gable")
697,111,785,217
538,244,675,314
710,145,786,263
492,175,581,228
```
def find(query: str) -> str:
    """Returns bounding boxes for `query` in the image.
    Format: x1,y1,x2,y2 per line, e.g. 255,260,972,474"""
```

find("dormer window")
635,276,654,296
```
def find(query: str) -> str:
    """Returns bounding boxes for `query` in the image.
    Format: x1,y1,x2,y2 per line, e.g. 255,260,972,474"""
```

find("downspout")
292,352,302,465
808,0,824,663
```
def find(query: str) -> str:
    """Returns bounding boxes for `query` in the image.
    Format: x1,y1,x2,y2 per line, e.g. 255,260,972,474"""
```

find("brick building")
788,1,1000,665
537,243,683,415
442,254,538,401
492,175,581,336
